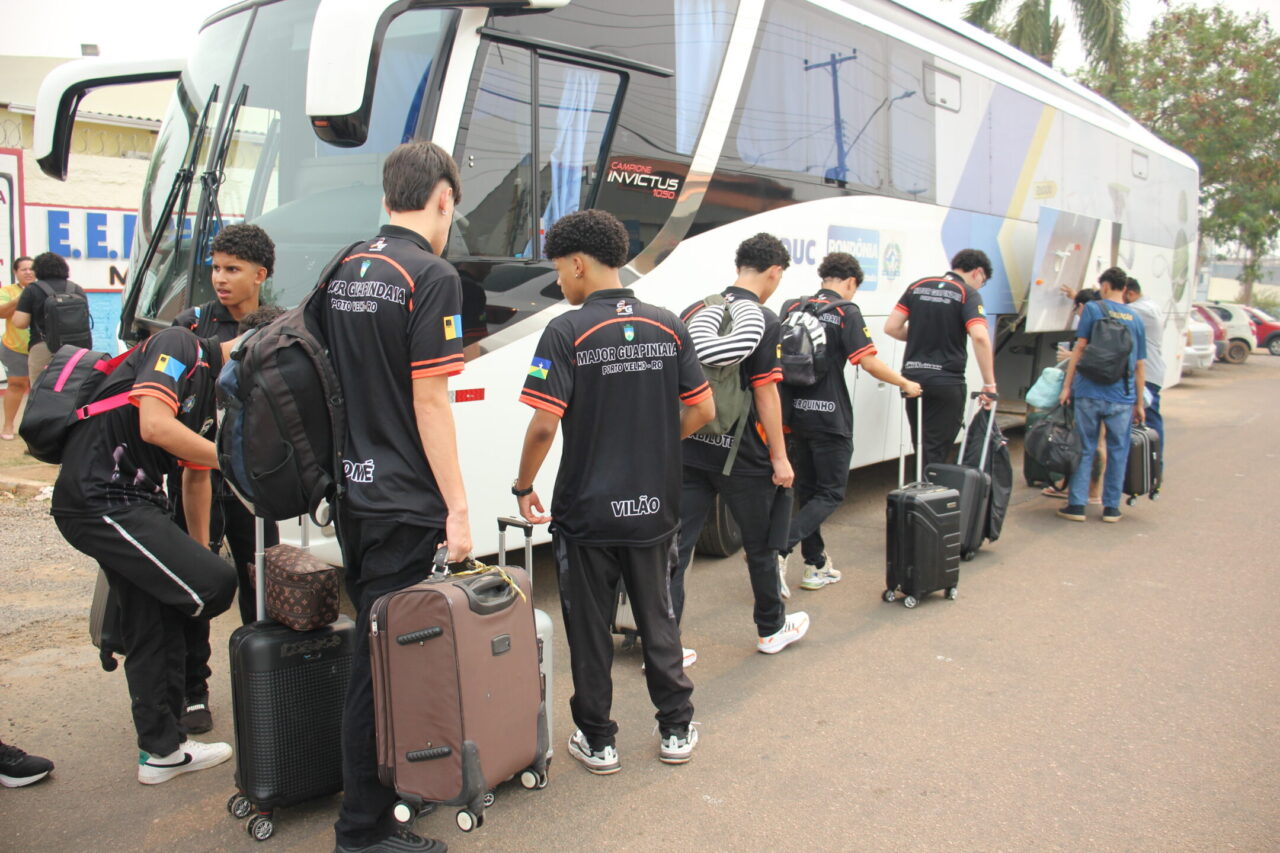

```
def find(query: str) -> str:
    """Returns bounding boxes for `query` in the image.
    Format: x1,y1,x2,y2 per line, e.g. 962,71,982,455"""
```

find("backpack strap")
75,392,133,421
720,409,750,476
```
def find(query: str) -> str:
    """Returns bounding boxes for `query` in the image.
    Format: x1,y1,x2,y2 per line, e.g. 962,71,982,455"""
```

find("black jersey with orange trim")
893,271,986,386
321,224,464,525
173,299,239,342
52,327,222,516
679,286,783,477
779,289,877,437
520,288,709,546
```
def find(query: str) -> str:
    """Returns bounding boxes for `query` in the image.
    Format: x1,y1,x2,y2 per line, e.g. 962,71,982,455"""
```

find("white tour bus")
35,0,1198,559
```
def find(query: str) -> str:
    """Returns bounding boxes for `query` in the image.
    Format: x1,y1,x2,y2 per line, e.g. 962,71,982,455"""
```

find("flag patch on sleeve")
528,357,551,380
443,314,462,340
153,354,187,380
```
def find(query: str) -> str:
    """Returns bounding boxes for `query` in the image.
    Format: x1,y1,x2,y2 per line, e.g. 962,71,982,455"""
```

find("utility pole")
804,50,857,186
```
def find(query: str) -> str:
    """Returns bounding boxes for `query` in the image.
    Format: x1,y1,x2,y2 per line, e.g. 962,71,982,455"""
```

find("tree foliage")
965,0,1123,75
1083,5,1280,303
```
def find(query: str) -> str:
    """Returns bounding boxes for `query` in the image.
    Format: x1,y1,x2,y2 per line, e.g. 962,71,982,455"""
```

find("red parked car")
1241,305,1280,356
1192,304,1228,360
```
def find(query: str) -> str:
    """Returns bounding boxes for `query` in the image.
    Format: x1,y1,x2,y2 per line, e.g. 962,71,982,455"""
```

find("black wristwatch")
511,480,534,497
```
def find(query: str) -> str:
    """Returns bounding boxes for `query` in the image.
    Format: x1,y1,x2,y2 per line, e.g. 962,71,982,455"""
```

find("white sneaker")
800,555,841,590
137,739,232,784
658,724,699,765
567,729,620,775
756,611,810,655
776,553,791,599
640,647,697,671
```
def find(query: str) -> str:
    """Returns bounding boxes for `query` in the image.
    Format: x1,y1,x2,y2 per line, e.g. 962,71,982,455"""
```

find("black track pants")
552,533,693,750
55,505,236,756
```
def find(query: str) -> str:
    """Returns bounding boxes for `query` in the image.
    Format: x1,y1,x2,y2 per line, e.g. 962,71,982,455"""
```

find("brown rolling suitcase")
370,548,549,834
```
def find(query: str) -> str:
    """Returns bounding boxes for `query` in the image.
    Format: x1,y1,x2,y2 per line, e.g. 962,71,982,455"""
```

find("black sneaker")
1057,504,1086,522
1101,507,1122,523
0,740,54,788
334,828,447,853
180,698,213,734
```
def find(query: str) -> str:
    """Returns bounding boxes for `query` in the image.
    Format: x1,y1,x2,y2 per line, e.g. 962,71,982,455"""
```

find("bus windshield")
129,0,456,331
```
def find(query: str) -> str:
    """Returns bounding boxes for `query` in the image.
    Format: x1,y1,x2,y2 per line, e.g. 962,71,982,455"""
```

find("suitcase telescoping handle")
898,394,925,488
957,391,999,471
254,515,267,623
497,516,536,590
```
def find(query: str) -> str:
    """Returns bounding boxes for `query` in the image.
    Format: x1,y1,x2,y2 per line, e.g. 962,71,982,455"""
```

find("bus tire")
695,495,743,558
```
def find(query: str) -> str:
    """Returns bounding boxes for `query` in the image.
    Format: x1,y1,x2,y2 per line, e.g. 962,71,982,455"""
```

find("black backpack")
36,280,93,351
20,345,133,464
215,242,358,524
1076,315,1132,390
779,296,850,387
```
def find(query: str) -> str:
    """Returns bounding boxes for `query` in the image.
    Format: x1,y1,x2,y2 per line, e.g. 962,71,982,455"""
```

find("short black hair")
211,223,275,277
1074,287,1101,308
32,252,69,280
1098,266,1128,291
817,252,863,284
237,304,285,335
735,233,790,273
1124,276,1142,295
950,248,992,280
543,210,630,268
14,256,32,268
383,141,462,213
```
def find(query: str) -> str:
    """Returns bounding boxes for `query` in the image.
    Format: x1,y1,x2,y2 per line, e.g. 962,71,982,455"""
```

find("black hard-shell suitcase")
924,393,995,561
884,397,963,608
1123,424,1162,504
227,518,353,842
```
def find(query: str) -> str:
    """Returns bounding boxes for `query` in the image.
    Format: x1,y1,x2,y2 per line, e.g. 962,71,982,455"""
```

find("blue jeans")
1145,382,1163,457
1068,397,1133,509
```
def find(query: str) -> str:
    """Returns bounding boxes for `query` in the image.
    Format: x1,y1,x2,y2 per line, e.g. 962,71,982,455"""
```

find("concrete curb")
0,476,51,498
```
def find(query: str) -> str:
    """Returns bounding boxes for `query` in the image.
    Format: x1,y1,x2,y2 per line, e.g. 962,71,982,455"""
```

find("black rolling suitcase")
88,568,125,671
1123,424,1162,505
226,518,354,842
924,393,995,561
884,397,962,608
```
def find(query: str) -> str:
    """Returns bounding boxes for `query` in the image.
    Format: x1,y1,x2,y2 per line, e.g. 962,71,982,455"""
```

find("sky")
0,0,1271,71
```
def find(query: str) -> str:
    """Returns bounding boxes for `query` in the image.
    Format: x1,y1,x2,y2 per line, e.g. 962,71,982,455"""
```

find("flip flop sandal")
1041,486,1068,498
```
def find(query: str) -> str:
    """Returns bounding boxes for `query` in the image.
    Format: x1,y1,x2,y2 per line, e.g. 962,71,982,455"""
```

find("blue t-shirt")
1072,298,1147,404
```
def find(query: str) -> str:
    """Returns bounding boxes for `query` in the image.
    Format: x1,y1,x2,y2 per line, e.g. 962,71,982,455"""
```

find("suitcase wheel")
1127,496,1137,506
456,809,484,832
946,587,958,601
961,550,975,562
520,768,549,790
246,813,274,842
882,589,897,604
483,790,496,808
227,793,252,820
902,596,918,609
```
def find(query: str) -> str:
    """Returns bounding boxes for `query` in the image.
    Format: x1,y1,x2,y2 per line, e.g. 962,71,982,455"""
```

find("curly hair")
817,252,863,284
237,304,285,334
211,223,275,277
543,210,630,268
735,233,790,273
32,252,70,280
1098,266,1128,291
950,248,992,280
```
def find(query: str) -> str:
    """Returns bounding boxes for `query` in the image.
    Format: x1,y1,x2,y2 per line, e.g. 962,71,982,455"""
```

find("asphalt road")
1,356,1277,853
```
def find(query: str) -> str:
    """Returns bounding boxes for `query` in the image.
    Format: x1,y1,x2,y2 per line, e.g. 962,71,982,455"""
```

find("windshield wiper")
193,84,249,266
120,84,220,337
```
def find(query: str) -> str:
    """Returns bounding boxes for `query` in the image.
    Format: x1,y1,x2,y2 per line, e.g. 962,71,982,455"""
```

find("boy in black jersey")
324,142,468,853
675,233,811,656
884,248,997,467
778,253,921,592
169,223,279,734
51,314,277,785
515,210,713,774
